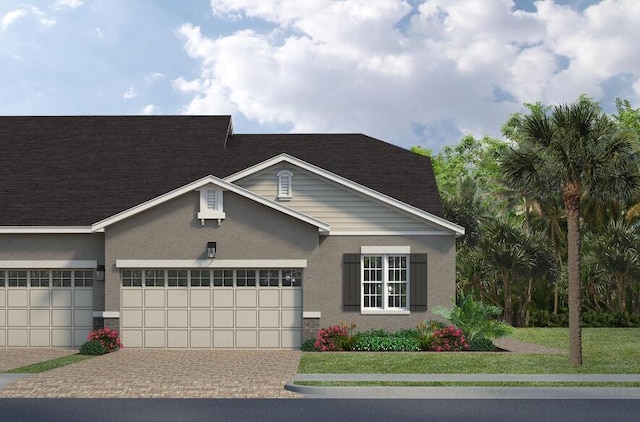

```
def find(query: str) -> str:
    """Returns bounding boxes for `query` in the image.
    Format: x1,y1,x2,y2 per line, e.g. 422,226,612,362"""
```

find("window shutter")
342,253,361,311
206,190,217,210
410,253,428,311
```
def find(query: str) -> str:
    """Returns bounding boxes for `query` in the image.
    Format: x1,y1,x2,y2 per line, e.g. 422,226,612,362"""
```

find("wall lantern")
96,265,106,282
207,242,217,259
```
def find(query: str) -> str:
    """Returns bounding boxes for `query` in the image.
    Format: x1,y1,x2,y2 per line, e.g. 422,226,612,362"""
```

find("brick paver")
0,350,303,398
0,348,78,372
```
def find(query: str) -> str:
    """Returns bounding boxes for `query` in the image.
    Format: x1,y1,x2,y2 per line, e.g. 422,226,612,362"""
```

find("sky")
1,0,639,152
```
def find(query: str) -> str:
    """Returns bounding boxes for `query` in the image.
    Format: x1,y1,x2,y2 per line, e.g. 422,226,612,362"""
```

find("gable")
229,156,464,236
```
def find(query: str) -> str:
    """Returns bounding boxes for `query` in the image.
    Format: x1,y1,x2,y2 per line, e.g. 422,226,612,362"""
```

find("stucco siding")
303,235,456,332
236,164,445,232
103,190,319,312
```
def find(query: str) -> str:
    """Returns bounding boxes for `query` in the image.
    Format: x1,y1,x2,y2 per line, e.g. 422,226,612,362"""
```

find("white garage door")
120,268,302,349
0,269,94,348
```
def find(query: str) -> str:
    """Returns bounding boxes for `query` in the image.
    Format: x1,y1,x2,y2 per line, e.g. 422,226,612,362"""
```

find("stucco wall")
304,235,456,332
0,233,106,310
103,190,319,311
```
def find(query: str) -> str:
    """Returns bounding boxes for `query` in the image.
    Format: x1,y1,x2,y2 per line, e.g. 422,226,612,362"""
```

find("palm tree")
501,98,640,365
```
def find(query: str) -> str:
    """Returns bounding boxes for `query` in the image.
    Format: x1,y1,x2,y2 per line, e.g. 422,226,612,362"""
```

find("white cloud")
53,0,84,9
123,87,137,99
140,104,158,115
1,5,56,31
176,0,640,150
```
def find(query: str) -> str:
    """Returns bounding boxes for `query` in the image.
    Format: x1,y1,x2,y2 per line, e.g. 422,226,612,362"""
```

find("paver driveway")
0,350,303,398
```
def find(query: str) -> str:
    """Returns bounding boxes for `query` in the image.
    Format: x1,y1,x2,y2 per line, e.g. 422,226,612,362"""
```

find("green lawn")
297,328,640,374
4,354,94,374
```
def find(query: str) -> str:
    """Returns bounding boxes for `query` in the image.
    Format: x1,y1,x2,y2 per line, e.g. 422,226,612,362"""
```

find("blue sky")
1,0,638,152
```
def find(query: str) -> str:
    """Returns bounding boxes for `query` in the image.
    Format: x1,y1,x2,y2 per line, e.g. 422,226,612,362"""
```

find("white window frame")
276,170,293,201
196,185,226,225
360,254,410,315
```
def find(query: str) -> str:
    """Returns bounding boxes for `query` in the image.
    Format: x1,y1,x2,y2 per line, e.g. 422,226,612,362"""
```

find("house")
0,116,464,349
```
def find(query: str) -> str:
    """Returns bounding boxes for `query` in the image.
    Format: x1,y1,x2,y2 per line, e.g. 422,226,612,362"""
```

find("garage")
120,268,303,349
0,267,94,348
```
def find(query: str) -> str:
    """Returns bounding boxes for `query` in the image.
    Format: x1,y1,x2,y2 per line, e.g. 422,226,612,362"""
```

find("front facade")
0,116,463,349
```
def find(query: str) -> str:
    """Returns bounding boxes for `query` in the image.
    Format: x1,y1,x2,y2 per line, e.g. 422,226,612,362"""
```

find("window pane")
52,270,72,287
74,270,94,287
213,270,233,287
167,270,188,287
145,270,165,287
190,270,210,287
30,270,50,287
259,270,279,287
8,271,27,287
122,270,142,287
281,269,302,287
236,270,256,287
0,270,4,287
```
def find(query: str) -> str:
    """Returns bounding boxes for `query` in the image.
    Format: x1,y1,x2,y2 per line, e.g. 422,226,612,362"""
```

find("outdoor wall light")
96,265,106,282
207,241,217,259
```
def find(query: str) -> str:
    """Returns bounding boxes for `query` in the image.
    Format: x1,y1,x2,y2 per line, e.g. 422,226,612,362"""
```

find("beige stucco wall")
303,235,456,332
0,233,106,311
103,190,319,311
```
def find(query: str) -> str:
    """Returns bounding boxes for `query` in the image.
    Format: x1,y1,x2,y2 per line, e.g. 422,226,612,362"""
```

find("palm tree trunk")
502,270,513,325
564,186,582,366
616,275,626,312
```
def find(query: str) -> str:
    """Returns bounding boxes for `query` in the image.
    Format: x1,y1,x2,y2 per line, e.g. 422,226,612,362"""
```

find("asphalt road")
1,398,639,422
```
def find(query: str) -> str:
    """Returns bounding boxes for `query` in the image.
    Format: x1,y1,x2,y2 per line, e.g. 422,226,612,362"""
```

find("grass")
3,354,94,374
297,328,640,375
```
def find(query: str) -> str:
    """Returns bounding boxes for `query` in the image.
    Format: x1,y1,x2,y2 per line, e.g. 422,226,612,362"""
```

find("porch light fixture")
207,242,217,259
96,265,106,282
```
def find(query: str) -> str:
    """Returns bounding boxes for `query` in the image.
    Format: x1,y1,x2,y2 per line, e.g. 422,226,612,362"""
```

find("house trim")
0,227,94,234
93,311,120,318
115,259,308,268
225,153,465,236
0,260,98,269
329,230,453,236
91,175,330,233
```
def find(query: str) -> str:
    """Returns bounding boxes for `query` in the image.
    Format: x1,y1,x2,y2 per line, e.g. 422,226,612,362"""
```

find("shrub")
301,338,320,351
416,320,446,351
430,326,470,352
79,339,107,355
433,294,513,342
468,337,496,352
314,322,357,351
87,327,123,353
351,331,420,352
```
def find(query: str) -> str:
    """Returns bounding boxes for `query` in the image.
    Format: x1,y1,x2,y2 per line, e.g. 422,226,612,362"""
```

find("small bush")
79,339,107,355
314,322,357,351
468,337,496,352
430,326,470,352
301,338,320,351
351,332,420,352
86,327,123,353
416,320,446,351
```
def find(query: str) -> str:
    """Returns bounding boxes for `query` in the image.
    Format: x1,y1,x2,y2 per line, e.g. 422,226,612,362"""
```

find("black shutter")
410,253,428,311
343,253,361,311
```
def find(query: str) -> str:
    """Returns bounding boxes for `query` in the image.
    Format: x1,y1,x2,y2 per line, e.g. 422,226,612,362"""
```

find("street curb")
284,383,640,399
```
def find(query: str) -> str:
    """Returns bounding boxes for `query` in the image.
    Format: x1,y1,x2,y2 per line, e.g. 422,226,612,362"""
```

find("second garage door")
120,268,302,349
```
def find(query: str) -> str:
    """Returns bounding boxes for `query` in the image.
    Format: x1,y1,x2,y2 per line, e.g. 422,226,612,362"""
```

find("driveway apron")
0,350,303,398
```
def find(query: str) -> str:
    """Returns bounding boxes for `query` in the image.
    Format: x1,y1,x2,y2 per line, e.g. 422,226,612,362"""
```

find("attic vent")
197,185,226,225
277,170,293,201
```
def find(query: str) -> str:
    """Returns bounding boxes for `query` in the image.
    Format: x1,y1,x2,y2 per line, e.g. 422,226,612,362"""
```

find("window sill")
197,212,226,220
360,309,410,315
277,196,292,202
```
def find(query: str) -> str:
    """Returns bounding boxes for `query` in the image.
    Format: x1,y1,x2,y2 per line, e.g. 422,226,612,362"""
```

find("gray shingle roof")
0,116,442,226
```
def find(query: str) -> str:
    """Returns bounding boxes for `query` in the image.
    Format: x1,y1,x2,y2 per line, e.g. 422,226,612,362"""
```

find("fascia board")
91,175,329,233
225,153,465,236
0,226,94,234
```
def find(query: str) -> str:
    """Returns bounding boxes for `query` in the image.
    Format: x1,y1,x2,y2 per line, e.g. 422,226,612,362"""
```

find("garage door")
120,268,302,349
0,269,94,347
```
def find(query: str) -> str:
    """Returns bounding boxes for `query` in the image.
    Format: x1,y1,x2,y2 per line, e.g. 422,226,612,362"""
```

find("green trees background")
413,96,640,339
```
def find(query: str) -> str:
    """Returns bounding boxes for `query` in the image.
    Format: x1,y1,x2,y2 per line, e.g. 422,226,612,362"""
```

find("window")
190,270,211,287
276,170,293,200
197,185,226,223
167,270,188,287
145,270,165,287
122,270,142,287
259,270,280,287
52,270,72,287
74,270,94,287
281,269,302,287
8,271,27,287
0,270,4,287
236,270,256,287
361,255,408,312
30,270,50,287
213,270,233,287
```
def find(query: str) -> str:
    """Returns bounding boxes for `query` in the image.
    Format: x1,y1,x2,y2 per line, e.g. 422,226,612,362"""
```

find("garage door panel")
122,290,143,308
122,329,143,348
0,290,5,307
258,291,279,308
167,290,188,307
281,330,302,348
52,329,72,347
30,290,50,308
144,290,165,308
167,330,188,348
236,290,256,308
281,290,302,308
74,309,93,328
7,309,27,327
258,330,280,348
51,290,72,307
74,328,91,347
30,329,50,347
7,329,28,347
144,310,165,328
213,290,234,308
258,310,279,328
190,330,211,348
0,310,5,327
213,310,233,328
236,310,256,328
0,329,5,347
7,290,27,308
52,309,72,327
167,310,188,328
190,290,211,308
144,330,165,348
190,310,211,328
30,309,50,327
213,330,234,348
281,310,302,328
236,330,256,348
122,310,143,328
74,290,93,307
